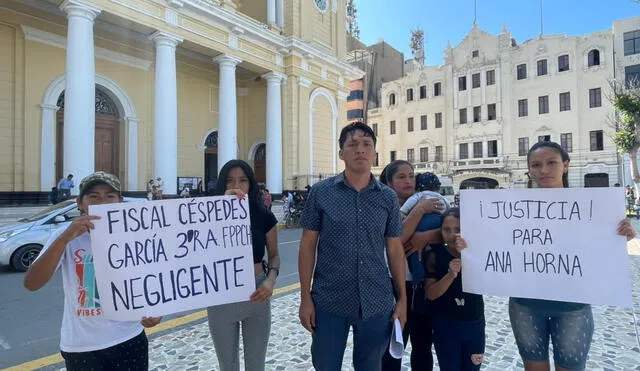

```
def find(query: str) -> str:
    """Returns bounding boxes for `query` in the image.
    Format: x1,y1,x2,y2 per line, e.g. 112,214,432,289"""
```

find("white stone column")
267,0,276,26
150,32,182,195
276,0,284,28
263,72,285,194
482,141,488,158
213,54,242,172
40,104,59,191
61,0,101,191
127,118,139,191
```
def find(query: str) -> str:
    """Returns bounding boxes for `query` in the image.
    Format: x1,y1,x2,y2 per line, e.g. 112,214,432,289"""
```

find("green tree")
611,79,640,197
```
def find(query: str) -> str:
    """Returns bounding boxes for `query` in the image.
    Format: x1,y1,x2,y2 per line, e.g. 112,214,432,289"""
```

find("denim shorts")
509,298,594,370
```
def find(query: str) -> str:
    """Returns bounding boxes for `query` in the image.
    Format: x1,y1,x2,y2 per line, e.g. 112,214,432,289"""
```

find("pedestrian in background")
57,174,74,199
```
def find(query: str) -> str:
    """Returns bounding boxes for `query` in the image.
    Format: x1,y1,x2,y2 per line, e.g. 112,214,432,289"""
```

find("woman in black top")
206,160,280,371
425,208,485,371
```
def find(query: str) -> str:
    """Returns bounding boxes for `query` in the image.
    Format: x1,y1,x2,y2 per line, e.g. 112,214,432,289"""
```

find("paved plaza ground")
43,242,640,371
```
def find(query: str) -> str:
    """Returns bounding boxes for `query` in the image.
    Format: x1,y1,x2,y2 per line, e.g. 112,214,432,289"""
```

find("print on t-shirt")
73,248,102,317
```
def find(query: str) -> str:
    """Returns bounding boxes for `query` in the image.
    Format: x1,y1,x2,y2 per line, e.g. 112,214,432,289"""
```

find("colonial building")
0,0,361,201
369,17,640,190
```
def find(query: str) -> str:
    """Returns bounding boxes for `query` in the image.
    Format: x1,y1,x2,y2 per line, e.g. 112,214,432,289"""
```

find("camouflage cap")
79,171,121,197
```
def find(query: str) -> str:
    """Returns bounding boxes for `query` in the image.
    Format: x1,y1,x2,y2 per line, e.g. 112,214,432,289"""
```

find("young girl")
24,172,162,370
510,141,635,371
207,160,280,371
426,208,485,371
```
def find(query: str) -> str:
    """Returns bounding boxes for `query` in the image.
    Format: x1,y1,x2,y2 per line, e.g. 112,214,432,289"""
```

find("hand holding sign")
448,259,461,278
618,219,636,241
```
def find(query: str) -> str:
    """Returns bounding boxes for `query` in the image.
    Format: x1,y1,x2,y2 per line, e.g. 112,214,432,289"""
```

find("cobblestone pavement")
46,247,640,371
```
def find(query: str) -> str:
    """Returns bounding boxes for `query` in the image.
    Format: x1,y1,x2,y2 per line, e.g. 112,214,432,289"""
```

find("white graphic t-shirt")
36,225,143,353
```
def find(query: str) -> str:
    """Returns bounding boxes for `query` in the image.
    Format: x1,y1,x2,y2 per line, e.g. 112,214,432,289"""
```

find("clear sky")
355,0,639,65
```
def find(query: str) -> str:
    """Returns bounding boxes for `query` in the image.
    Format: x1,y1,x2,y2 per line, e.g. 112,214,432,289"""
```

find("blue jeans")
433,316,485,371
312,308,392,371
509,298,594,370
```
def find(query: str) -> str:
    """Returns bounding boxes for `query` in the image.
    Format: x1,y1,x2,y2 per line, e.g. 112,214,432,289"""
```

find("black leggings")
381,282,434,371
61,331,148,371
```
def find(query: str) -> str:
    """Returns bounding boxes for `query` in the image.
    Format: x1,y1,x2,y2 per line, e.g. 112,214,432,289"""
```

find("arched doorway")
204,131,218,192
55,88,120,182
460,177,499,190
254,143,266,185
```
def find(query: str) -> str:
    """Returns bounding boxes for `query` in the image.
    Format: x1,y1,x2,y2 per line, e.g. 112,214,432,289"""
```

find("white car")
0,198,144,272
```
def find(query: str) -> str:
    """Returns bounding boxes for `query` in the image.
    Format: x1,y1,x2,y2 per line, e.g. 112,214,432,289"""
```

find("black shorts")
61,331,148,371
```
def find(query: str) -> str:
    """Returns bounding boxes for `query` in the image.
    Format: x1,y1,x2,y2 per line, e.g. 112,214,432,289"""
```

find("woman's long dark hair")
379,160,413,185
215,160,263,210
526,141,570,188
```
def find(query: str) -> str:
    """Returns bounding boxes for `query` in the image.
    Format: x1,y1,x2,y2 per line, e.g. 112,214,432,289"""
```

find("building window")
472,73,481,88
419,85,427,99
434,82,442,96
435,112,443,128
517,64,527,80
408,117,414,132
590,130,604,151
435,146,443,162
487,103,496,120
538,95,549,114
473,142,483,158
589,88,602,108
626,64,640,87
561,133,573,153
374,152,379,167
518,137,529,156
538,135,551,142
347,90,363,101
420,147,429,162
459,76,467,91
407,149,415,163
347,109,364,120
407,88,414,102
459,108,467,124
558,54,570,72
459,143,469,159
390,151,397,162
389,93,396,106
559,92,571,112
473,106,481,122
472,50,479,58
518,99,528,117
588,50,600,67
390,120,396,135
488,140,498,158
421,115,427,130
537,59,548,76
372,123,378,136
486,70,495,85
624,30,640,56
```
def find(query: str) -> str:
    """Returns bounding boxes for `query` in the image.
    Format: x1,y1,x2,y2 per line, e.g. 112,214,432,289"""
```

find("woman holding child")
379,160,441,370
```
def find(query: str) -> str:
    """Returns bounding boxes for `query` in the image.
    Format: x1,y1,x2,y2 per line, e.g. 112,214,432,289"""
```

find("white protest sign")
88,196,256,321
460,188,632,307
